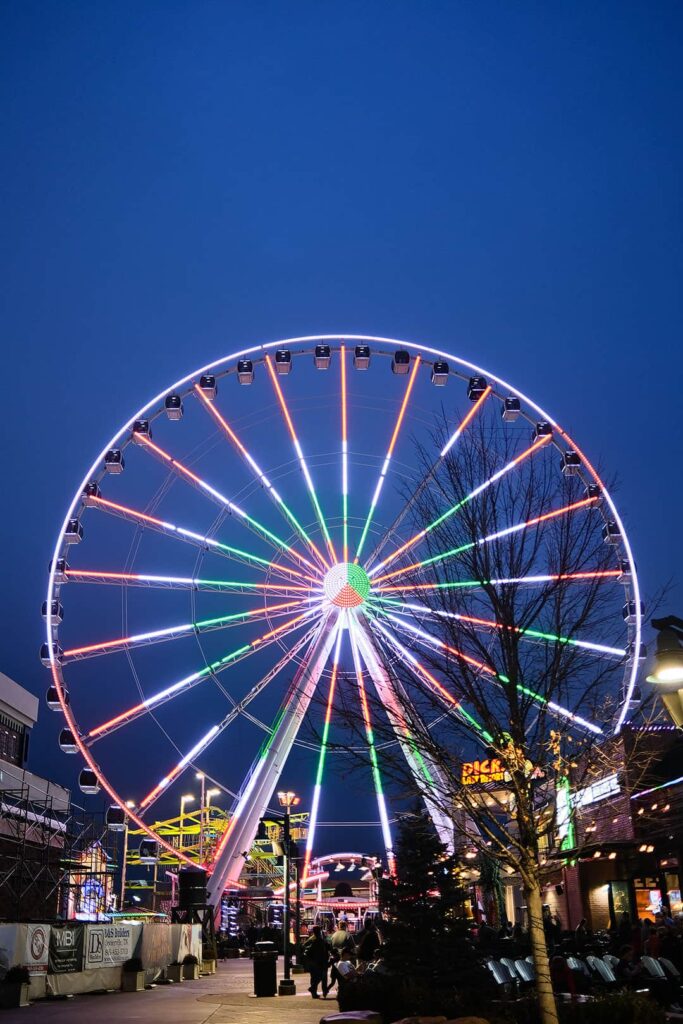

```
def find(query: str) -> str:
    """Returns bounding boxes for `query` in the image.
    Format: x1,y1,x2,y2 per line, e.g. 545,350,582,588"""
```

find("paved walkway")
8,961,335,1024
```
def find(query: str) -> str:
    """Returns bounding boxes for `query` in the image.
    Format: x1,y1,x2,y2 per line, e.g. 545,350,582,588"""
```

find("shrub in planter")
183,954,200,981
0,965,31,1009
121,957,146,993
346,926,496,1023
491,991,667,1024
166,961,184,983
560,992,666,1024
338,970,468,1023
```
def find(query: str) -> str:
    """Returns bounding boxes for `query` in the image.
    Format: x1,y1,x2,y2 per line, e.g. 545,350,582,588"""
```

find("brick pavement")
5,960,335,1024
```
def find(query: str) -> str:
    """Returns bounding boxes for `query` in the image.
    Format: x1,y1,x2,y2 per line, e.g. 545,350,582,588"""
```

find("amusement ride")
42,336,642,910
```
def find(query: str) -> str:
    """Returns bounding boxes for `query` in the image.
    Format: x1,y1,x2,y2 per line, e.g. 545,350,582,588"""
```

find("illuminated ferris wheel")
42,336,642,904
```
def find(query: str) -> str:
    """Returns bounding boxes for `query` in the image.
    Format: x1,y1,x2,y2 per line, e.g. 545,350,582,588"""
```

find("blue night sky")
1,2,682,852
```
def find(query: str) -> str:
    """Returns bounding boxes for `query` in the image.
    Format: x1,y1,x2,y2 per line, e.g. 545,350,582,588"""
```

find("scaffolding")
0,786,118,921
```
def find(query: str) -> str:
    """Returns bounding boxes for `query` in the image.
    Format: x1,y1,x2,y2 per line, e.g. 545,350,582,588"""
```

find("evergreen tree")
380,807,459,939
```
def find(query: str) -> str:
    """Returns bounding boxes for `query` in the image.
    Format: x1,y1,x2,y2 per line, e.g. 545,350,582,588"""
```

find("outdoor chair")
603,953,619,969
486,959,516,998
499,957,520,978
641,956,667,980
566,956,591,978
515,959,535,984
659,957,682,981
639,956,680,1007
565,957,592,994
586,955,618,986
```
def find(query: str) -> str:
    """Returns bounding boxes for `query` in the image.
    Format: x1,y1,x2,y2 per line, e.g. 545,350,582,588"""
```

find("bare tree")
323,413,659,1024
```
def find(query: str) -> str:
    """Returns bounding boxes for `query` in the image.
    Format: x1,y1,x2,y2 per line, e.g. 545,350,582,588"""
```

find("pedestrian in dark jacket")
355,921,380,962
303,925,329,998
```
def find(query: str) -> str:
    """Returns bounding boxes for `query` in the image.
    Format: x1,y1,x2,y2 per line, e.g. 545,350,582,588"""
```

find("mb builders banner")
49,924,84,974
84,923,141,969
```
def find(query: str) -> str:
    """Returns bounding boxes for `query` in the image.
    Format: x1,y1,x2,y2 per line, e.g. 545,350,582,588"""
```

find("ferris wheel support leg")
353,615,455,855
206,612,338,908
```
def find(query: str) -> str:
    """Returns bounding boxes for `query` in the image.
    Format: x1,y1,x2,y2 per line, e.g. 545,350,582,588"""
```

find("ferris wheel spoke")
367,433,552,578
207,613,340,901
354,356,422,565
302,614,345,883
63,568,314,596
375,568,621,595
86,607,322,743
137,626,320,814
351,616,456,852
377,607,604,736
134,433,320,575
86,494,314,584
368,595,626,658
348,616,395,870
194,384,330,571
264,354,337,566
373,494,599,586
340,343,349,562
363,384,493,571
368,615,492,742
62,598,309,662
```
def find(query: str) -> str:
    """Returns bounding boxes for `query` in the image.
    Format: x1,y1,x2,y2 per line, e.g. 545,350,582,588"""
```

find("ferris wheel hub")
323,562,371,608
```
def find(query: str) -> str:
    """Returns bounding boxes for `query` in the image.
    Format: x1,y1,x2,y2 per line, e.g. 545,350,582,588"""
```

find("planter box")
183,963,200,981
166,964,184,984
201,958,216,975
0,982,30,1008
121,971,146,992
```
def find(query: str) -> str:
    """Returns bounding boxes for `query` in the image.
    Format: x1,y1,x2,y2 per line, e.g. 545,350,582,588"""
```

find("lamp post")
277,790,300,996
293,846,302,968
648,616,683,726
195,773,206,862
180,794,195,853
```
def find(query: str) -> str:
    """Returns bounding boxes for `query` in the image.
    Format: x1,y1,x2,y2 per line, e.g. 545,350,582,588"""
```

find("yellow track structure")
126,806,309,877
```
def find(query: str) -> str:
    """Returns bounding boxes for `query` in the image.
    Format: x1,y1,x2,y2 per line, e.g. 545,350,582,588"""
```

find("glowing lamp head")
323,563,371,608
648,626,683,688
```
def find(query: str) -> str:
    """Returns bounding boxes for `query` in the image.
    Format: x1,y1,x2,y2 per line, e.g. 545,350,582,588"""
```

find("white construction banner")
170,923,202,963
24,924,50,974
84,923,141,969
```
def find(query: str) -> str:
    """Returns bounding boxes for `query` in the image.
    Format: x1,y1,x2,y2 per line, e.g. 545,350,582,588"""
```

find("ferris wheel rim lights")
43,335,641,880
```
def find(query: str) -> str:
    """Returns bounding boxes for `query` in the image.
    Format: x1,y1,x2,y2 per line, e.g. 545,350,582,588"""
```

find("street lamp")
195,773,206,862
277,790,300,996
180,794,195,853
648,616,683,725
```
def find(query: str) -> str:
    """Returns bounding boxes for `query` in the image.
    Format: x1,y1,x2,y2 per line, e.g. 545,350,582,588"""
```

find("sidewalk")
7,961,332,1024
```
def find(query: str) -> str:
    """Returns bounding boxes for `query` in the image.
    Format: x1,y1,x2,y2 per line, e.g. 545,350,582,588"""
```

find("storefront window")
664,873,682,915
635,887,662,921
610,880,631,920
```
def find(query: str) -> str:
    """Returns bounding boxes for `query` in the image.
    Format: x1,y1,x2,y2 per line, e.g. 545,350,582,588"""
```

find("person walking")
302,925,329,999
330,920,354,954
355,920,380,963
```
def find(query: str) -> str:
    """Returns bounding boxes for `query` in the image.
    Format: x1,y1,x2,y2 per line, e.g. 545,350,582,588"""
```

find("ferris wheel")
42,335,642,905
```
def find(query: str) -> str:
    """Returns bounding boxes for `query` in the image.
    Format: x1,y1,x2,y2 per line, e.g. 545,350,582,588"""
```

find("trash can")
253,940,277,997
